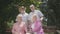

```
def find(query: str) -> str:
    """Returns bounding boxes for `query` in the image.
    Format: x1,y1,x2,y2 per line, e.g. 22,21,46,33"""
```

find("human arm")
38,10,44,21
12,24,16,34
32,21,42,32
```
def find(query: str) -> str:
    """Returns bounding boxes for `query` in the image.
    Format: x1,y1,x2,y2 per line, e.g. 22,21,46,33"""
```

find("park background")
0,0,60,34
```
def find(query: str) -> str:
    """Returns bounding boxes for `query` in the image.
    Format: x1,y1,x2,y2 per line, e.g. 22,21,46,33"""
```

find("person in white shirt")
28,4,44,22
16,6,28,24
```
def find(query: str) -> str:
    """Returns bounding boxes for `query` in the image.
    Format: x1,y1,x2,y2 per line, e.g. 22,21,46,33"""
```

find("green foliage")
0,0,43,34
48,0,60,29
7,20,14,28
0,0,43,22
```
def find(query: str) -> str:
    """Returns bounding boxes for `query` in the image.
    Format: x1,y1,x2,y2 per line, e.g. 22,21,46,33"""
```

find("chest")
15,23,24,30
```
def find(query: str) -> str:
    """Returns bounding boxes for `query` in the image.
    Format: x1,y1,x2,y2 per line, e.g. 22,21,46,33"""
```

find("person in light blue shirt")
16,6,28,23
28,4,44,22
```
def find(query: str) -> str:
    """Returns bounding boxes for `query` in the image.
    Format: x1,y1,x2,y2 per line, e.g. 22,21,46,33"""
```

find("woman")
30,14,44,34
12,15,27,34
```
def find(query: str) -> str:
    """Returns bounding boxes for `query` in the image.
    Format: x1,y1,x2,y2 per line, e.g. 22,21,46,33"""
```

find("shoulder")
35,10,41,12
13,23,17,26
17,14,22,16
14,23,18,25
29,12,33,15
28,12,33,18
25,13,28,15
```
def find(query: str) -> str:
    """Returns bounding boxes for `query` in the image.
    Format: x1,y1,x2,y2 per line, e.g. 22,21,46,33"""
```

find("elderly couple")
12,4,44,34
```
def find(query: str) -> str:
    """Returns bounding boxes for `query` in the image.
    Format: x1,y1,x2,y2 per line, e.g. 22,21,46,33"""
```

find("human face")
17,16,22,22
32,16,37,22
19,6,25,14
30,6,35,12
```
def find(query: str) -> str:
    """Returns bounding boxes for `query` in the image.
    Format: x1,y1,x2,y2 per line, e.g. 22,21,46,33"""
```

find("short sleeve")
38,10,44,17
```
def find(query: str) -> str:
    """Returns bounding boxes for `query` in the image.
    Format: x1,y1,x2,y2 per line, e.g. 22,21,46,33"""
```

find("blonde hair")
31,14,38,21
17,14,22,18
32,14,37,18
16,14,22,21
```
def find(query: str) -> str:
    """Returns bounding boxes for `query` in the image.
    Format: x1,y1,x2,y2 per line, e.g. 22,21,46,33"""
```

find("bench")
43,26,56,33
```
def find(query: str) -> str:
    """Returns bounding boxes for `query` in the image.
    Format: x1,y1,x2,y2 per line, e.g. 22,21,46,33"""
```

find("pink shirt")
31,20,44,34
12,22,27,34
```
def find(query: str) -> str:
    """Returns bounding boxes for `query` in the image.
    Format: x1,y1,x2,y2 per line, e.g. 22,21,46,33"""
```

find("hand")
40,17,43,20
26,32,31,34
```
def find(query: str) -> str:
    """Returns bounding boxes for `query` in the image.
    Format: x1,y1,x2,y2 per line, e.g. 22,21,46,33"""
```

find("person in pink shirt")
31,14,44,34
12,15,27,34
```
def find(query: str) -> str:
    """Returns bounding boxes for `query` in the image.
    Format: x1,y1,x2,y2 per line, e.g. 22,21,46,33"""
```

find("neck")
21,11,25,14
32,11,34,12
33,19,38,22
17,21,22,24
21,13,24,14
32,10,34,12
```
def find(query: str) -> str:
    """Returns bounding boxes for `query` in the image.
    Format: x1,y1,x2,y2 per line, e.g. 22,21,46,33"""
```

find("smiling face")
19,6,25,14
17,15,22,22
30,5,35,12
32,15,37,22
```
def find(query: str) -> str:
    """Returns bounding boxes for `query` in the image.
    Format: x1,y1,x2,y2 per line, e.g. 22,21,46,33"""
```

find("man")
16,6,28,24
28,4,44,22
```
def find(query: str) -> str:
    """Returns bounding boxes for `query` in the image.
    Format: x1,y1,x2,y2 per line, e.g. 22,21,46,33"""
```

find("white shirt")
28,10,44,21
16,13,28,23
31,23,35,29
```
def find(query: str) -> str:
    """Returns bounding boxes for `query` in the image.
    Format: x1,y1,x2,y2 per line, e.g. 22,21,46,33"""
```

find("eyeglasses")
22,8,24,9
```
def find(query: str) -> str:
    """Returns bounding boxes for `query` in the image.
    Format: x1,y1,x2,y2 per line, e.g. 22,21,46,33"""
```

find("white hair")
17,14,22,18
16,14,22,21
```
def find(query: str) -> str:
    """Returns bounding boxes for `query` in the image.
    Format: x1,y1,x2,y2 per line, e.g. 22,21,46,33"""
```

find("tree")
47,0,60,29
0,0,41,34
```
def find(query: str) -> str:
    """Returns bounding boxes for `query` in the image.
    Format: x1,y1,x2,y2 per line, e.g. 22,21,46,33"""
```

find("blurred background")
0,0,60,34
